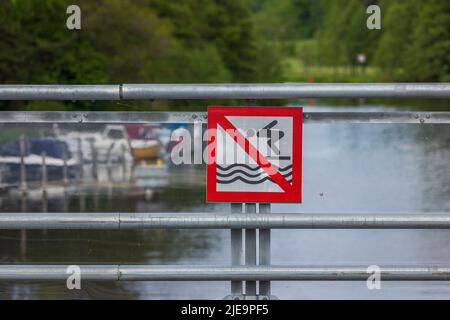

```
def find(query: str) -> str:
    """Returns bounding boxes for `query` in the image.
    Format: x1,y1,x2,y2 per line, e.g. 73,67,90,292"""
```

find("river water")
1,104,450,299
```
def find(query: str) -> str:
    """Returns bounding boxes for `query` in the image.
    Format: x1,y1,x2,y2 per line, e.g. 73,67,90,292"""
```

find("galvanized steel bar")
121,83,450,99
0,83,449,101
230,203,244,295
259,203,271,296
0,111,199,124
3,112,442,125
92,212,450,229
1,213,450,229
0,212,120,229
0,111,449,124
1,265,450,281
0,265,119,280
303,111,450,124
119,265,450,281
245,203,257,295
0,85,120,100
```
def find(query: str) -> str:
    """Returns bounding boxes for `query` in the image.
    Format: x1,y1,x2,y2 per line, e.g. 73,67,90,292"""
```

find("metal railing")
1,82,450,300
0,111,450,124
1,265,450,281
1,83,450,100
2,213,450,229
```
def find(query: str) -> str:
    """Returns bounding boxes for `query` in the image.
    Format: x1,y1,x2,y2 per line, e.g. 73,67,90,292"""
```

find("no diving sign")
206,106,302,203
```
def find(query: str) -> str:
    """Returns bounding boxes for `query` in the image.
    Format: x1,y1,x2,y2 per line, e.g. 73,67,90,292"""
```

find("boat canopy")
0,138,71,159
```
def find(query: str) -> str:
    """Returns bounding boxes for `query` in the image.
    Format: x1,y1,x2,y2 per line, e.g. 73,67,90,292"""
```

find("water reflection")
0,166,222,299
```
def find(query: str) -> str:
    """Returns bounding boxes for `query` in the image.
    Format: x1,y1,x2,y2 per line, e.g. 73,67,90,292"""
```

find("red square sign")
206,106,303,203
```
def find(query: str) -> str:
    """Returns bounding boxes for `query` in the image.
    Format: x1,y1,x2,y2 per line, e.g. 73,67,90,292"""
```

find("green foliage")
316,0,352,67
374,0,446,81
373,0,419,76
147,0,278,82
0,0,284,111
76,0,176,83
291,0,324,38
0,0,449,112
0,0,106,84
287,0,449,82
251,0,324,40
316,0,381,68
404,0,450,81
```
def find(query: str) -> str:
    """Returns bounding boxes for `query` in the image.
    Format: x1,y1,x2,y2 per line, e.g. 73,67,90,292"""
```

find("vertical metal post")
245,203,257,296
193,122,203,165
19,135,27,194
91,141,98,181
79,189,86,212
20,230,27,260
41,190,48,237
94,185,99,210
41,152,47,196
106,143,114,181
0,162,3,187
77,138,84,201
230,203,243,297
42,190,48,213
63,147,68,186
77,138,84,181
20,194,27,260
121,144,127,179
63,190,69,213
259,203,271,296
42,184,48,224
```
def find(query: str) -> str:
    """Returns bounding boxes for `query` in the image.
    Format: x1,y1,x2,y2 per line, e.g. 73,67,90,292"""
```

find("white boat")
60,125,133,163
60,125,159,163
0,138,79,186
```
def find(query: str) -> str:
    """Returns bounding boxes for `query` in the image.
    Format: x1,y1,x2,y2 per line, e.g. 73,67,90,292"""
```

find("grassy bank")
282,58,381,83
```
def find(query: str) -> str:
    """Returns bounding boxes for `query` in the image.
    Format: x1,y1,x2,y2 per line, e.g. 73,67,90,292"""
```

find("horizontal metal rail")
0,85,120,100
1,265,450,281
0,83,449,100
0,111,449,124
1,213,450,229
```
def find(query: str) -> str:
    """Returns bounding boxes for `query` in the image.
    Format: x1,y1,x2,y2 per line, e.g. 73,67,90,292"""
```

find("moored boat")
0,138,79,186
125,125,161,161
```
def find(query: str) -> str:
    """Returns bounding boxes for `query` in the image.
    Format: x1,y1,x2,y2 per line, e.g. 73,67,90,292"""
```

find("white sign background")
216,115,293,193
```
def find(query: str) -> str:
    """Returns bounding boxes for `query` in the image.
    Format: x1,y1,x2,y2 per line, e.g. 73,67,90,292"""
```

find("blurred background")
0,0,449,300
0,0,449,110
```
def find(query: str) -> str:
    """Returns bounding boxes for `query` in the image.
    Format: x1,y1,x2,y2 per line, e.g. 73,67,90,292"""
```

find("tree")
146,0,281,82
0,0,106,84
291,0,324,39
405,0,450,81
374,0,450,81
374,0,420,79
316,0,350,68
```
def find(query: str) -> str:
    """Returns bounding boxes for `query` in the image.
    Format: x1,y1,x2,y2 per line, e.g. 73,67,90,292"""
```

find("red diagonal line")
217,116,292,193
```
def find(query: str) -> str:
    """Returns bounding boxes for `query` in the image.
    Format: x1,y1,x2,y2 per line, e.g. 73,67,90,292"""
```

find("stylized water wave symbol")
217,175,293,184
217,169,292,185
217,164,292,172
217,168,292,178
216,164,293,184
